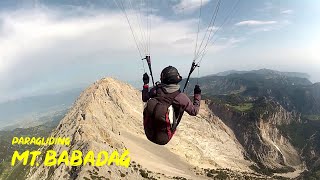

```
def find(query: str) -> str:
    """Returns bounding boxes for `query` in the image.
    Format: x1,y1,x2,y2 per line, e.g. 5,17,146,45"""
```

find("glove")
143,73,149,85
194,85,201,94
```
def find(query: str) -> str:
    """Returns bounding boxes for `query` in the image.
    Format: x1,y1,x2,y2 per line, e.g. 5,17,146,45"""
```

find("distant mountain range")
184,68,320,115
213,69,311,79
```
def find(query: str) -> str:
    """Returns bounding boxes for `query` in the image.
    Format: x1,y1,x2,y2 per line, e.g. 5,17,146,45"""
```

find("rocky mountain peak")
26,77,253,180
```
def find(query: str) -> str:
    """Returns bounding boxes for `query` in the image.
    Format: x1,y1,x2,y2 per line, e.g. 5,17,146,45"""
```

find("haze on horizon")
0,0,319,103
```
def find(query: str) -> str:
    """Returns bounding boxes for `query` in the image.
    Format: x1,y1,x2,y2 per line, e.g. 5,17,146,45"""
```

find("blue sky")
0,0,319,102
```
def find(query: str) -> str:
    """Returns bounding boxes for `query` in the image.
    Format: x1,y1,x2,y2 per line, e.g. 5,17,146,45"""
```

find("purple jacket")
142,84,201,122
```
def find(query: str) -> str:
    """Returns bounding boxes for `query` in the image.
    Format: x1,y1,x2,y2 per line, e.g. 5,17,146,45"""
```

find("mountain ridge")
26,77,256,180
212,69,311,80
16,76,318,179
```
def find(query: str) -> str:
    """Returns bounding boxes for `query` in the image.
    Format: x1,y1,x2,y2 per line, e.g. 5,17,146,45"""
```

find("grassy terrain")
278,122,317,149
227,103,254,112
0,119,60,180
302,114,320,121
299,165,320,180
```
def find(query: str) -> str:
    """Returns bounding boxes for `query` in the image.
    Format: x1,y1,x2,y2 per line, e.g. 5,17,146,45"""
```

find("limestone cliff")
208,98,303,173
26,78,251,180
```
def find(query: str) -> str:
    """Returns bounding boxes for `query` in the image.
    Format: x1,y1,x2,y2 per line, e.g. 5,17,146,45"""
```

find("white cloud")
173,0,210,13
256,2,275,12
235,20,277,26
0,8,196,72
173,37,194,44
247,20,291,34
1,7,224,101
211,37,245,50
281,9,294,15
208,26,218,31
0,10,115,72
0,5,241,101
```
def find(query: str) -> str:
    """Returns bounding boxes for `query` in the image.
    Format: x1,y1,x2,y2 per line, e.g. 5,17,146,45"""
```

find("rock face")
208,98,303,172
27,77,145,180
310,83,320,114
301,128,320,170
26,78,251,180
25,77,311,179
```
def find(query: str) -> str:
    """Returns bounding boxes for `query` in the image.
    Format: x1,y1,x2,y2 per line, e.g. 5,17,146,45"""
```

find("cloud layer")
173,0,211,13
235,20,277,26
1,6,238,102
0,1,318,102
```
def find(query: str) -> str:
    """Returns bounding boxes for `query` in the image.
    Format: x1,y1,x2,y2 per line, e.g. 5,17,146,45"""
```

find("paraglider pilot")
142,66,201,145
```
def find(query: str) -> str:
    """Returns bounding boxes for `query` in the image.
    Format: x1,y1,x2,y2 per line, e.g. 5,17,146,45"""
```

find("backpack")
143,86,180,145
